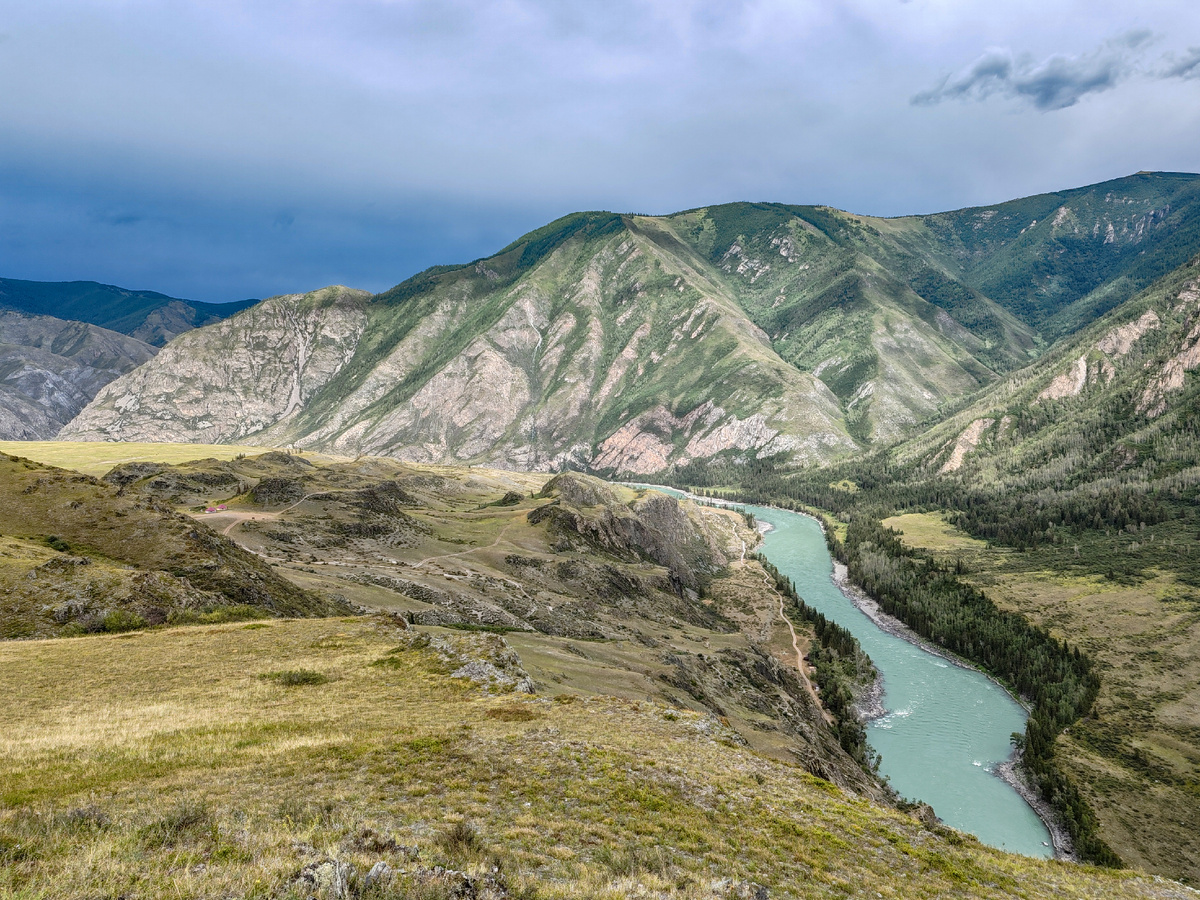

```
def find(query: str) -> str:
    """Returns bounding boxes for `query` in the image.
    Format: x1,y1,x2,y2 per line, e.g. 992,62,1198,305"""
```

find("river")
638,486,1053,857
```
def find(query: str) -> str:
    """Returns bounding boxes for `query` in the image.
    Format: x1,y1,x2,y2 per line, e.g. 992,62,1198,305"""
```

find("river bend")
645,487,1053,857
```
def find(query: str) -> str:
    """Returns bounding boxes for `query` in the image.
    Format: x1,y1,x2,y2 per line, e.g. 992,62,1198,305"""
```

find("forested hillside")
0,277,257,346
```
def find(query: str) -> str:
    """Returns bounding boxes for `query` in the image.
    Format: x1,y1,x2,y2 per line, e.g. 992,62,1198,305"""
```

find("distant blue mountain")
0,277,258,346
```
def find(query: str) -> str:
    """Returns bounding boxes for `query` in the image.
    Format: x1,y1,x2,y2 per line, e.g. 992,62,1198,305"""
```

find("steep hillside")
895,250,1200,486
0,276,258,346
0,311,155,439
59,173,1200,467
657,205,1037,442
876,171,1200,340
64,223,859,471
62,285,373,446
684,253,1200,881
4,617,1190,900
89,448,879,794
0,451,346,638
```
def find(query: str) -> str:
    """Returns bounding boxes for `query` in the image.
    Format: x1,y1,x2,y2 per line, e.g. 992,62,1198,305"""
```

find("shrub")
44,535,71,553
102,609,147,633
261,669,330,686
437,821,482,858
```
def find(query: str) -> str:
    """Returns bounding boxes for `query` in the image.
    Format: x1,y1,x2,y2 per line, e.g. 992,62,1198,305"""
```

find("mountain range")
52,171,1200,471
6,171,1200,889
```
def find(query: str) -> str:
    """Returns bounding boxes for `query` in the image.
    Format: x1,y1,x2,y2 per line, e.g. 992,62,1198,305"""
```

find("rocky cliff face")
61,286,370,444
0,311,156,439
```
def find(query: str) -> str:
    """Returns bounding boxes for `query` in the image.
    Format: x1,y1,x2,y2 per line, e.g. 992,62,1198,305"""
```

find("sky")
2,1,1200,302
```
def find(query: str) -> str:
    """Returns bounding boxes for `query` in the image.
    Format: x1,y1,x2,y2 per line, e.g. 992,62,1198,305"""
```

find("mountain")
895,250,1200,486
59,173,1200,472
0,277,258,346
712,251,1200,881
888,171,1200,341
62,241,860,470
0,311,155,439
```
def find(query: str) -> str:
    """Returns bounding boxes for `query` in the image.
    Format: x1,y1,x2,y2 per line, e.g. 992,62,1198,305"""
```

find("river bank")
631,484,1058,856
828,560,1073,860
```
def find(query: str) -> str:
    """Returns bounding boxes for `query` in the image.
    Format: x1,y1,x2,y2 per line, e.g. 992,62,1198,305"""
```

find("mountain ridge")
56,172,1200,476
0,276,258,346
0,310,156,439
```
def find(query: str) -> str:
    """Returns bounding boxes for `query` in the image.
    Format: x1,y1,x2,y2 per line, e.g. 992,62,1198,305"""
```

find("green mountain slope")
875,171,1200,339
658,204,1039,442
59,173,1200,470
702,252,1200,880
64,220,860,471
0,277,258,346
895,251,1200,484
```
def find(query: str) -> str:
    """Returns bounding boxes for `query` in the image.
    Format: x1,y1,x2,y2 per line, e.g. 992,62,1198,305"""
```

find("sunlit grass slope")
0,440,345,478
883,511,1200,884
1,617,1193,900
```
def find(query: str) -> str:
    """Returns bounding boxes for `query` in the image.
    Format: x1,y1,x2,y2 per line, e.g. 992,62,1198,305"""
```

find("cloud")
3,3,1200,301
914,30,1155,110
1162,47,1200,79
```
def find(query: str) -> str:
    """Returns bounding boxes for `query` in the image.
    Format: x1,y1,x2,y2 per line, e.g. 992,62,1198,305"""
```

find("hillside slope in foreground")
1,617,1195,900
0,443,1196,899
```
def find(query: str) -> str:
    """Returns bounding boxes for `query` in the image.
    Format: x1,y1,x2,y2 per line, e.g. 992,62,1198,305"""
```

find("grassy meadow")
0,440,350,478
1,616,1193,900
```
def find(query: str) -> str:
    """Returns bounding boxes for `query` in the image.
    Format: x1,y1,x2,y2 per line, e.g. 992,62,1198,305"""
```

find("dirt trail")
196,493,322,536
754,564,831,723
410,513,525,570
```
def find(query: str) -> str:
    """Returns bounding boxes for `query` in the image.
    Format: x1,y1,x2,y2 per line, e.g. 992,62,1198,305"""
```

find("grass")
0,616,1187,900
885,512,1200,883
882,512,989,554
0,440,343,478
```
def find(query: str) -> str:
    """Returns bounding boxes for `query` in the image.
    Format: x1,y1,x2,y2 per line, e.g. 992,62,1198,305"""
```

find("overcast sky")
3,0,1199,302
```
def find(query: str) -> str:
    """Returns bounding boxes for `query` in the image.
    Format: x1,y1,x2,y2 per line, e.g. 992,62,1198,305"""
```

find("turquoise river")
641,487,1053,857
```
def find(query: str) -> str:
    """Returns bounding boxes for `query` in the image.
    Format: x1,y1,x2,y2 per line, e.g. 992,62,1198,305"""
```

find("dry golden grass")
0,440,321,477
0,618,1193,900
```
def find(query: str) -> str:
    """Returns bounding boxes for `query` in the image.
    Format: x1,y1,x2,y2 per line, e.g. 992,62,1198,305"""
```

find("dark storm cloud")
1,2,1199,300
913,31,1155,111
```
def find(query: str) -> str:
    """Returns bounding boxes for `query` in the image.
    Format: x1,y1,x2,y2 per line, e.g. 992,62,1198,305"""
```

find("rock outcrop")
62,286,369,444
530,472,723,593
